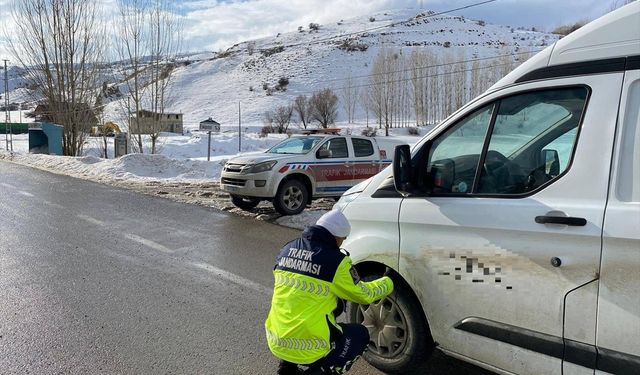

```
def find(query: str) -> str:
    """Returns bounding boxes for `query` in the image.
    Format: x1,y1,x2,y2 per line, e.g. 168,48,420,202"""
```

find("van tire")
347,277,434,374
273,179,308,215
230,195,261,210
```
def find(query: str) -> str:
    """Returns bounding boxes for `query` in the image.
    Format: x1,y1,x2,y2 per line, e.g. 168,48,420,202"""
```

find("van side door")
397,74,623,375
596,69,640,374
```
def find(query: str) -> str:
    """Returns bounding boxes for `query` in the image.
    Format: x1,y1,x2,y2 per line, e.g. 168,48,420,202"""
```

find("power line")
315,48,540,84
270,0,499,51
320,60,516,93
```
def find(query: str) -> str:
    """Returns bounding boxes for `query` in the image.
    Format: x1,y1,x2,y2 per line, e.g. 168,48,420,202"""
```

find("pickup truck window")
352,138,374,157
318,137,348,158
268,136,323,154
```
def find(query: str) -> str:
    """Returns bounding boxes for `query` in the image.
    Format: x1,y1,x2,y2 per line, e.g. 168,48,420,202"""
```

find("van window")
318,138,348,158
427,105,494,194
352,138,374,157
477,87,588,194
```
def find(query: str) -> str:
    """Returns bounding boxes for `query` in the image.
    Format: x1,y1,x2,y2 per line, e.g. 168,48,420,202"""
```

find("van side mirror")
541,149,560,176
317,149,331,159
393,145,412,196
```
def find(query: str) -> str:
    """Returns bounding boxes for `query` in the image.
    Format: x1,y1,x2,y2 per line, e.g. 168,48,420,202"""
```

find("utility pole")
238,101,241,152
3,59,10,151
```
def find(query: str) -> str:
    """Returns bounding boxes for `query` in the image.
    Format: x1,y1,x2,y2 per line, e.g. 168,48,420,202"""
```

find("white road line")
124,233,174,254
0,183,16,189
18,191,34,197
191,262,271,295
42,201,65,209
77,214,105,226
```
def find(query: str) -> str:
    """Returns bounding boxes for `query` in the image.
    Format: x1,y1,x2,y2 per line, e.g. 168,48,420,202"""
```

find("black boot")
277,360,302,375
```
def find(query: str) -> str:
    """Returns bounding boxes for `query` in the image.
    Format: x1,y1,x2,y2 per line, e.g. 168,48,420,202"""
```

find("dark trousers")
308,323,370,374
278,324,369,375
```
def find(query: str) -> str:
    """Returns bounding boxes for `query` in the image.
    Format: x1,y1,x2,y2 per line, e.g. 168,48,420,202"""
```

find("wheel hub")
359,296,408,358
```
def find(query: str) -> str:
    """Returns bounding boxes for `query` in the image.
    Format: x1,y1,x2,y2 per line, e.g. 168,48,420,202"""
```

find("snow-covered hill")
5,8,559,131
102,8,558,130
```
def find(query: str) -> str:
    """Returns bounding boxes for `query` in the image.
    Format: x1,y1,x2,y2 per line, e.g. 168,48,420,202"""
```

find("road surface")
0,161,491,374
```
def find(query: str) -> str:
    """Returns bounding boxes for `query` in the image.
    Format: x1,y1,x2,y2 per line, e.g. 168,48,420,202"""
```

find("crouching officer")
265,210,394,375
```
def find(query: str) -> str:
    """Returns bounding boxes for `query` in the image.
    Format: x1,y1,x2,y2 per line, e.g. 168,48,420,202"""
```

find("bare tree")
368,46,399,136
116,0,148,153
116,0,182,154
147,0,182,154
293,95,311,129
265,105,293,133
610,0,636,11
340,74,359,123
309,88,338,128
7,0,106,156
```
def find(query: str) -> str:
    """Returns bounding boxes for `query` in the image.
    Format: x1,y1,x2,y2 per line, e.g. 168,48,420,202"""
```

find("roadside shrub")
477,20,486,26
369,17,376,22
443,41,451,48
260,125,274,137
309,23,320,32
361,127,377,137
408,127,420,135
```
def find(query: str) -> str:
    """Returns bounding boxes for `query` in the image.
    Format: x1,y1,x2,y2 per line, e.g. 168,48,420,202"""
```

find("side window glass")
427,105,494,194
352,138,374,157
318,138,348,158
477,87,588,194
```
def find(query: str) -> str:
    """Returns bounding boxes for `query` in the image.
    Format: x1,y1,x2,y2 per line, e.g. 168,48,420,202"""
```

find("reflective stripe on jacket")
264,225,394,364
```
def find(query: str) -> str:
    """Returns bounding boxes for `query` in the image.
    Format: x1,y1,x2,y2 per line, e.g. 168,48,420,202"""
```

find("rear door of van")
596,67,640,374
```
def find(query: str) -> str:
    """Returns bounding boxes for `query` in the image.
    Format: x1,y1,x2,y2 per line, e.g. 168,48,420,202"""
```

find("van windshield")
267,137,323,154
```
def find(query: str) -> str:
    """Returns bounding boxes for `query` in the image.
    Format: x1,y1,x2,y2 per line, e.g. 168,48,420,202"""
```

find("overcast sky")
0,0,620,61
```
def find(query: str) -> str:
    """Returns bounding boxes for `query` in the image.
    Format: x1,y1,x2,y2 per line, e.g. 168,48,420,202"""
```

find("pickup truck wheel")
230,195,261,210
274,179,308,215
347,276,434,374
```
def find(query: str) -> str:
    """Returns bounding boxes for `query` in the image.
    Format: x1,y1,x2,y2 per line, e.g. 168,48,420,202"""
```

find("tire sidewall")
347,280,431,374
274,179,308,215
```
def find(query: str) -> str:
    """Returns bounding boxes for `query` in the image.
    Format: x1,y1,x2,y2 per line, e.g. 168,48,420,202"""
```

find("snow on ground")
1,123,425,230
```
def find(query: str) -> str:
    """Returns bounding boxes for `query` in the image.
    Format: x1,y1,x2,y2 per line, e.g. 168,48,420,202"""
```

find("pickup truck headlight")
244,160,277,174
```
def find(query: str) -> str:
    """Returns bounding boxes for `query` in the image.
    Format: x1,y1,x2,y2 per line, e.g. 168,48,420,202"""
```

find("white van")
336,3,640,374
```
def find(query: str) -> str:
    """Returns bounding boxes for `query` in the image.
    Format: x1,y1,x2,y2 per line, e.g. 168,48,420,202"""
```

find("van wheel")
347,276,434,374
230,195,261,210
273,179,308,215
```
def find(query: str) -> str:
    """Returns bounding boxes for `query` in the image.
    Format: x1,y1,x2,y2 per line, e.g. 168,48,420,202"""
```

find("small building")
130,110,183,135
32,102,98,130
199,117,220,132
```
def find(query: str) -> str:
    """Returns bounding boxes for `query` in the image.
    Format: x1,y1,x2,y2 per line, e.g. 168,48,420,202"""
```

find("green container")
0,123,30,134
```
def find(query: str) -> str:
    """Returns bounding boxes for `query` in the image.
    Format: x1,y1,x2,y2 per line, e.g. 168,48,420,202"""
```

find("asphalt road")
0,161,492,375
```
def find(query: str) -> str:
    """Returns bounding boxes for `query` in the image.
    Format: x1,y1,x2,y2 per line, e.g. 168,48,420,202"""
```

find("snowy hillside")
2,8,560,131
98,9,558,130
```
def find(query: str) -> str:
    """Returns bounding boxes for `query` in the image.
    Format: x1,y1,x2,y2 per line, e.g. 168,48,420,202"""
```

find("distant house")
130,109,183,135
32,102,98,129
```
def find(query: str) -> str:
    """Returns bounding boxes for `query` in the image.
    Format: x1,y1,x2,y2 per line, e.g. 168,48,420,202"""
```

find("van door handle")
535,216,587,226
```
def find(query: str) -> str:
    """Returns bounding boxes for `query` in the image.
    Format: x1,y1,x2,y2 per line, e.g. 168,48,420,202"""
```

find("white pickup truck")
220,134,392,215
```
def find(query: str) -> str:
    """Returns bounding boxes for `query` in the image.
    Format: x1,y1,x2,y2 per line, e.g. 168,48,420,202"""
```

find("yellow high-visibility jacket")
265,225,394,364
